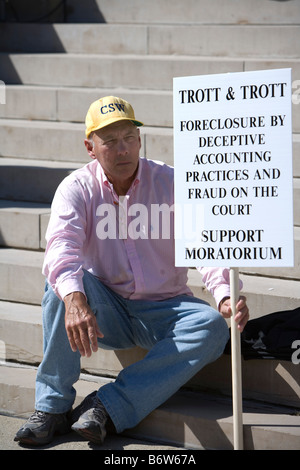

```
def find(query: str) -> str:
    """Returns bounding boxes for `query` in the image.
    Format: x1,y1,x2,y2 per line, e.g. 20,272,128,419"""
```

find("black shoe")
70,390,97,425
14,410,71,446
71,394,108,445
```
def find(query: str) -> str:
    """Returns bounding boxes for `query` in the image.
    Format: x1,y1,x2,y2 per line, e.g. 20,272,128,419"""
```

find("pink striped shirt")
43,158,233,306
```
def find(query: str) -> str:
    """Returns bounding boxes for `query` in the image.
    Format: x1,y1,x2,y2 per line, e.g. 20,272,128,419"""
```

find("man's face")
85,120,141,190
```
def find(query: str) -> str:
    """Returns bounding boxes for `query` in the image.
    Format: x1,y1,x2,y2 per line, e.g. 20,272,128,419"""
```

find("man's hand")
219,296,249,333
64,291,104,357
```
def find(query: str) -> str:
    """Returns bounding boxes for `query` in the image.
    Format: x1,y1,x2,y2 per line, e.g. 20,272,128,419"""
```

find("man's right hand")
64,291,104,357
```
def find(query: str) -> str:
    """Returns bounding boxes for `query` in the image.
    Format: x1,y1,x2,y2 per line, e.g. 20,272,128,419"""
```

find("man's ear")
84,138,96,159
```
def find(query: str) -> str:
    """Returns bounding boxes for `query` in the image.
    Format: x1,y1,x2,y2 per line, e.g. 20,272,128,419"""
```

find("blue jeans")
35,270,229,433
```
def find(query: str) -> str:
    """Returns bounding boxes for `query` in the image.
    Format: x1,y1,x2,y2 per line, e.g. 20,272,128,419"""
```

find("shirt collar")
98,158,142,195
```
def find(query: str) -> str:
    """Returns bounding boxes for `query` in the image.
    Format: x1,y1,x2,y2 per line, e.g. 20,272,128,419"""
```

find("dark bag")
224,307,300,361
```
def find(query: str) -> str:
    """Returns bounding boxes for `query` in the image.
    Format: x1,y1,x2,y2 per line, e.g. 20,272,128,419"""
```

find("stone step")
0,0,66,23
2,53,300,91
241,226,300,281
0,158,81,203
0,414,184,451
293,178,300,226
147,25,300,59
5,0,298,25
294,134,300,177
1,23,299,58
1,84,300,134
0,118,299,181
66,0,300,26
0,300,299,408
0,24,147,55
0,246,299,316
0,363,299,450
0,86,173,128
0,53,245,88
0,302,43,365
0,201,299,282
0,120,159,165
0,200,50,250
0,119,88,164
0,248,45,305
0,120,170,168
0,154,299,231
187,269,300,320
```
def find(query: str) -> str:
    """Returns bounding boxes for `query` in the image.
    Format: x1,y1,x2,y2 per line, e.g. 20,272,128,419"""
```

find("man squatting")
15,96,249,446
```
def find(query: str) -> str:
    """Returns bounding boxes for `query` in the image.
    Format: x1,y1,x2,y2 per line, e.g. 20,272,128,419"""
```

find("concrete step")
0,120,160,165
0,199,300,272
1,84,300,134
0,200,50,250
66,0,300,26
1,23,299,58
0,119,88,163
293,178,300,226
0,248,45,305
0,363,299,450
0,413,185,451
0,245,299,314
6,0,299,27
0,200,299,282
1,145,299,229
241,226,300,281
295,134,300,177
0,118,299,181
0,300,299,408
0,53,245,88
2,53,300,93
0,86,173,128
0,0,65,23
0,158,81,203
2,54,300,91
147,25,300,59
0,302,43,365
188,269,300,319
0,24,148,55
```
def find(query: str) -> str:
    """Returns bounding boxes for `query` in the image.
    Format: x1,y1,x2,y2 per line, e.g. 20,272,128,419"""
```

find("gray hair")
88,131,95,148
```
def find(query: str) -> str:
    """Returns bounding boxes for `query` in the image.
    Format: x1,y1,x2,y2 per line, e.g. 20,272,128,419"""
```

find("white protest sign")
173,68,293,268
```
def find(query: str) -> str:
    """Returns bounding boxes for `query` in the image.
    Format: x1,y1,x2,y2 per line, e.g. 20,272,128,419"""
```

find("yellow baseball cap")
85,96,144,138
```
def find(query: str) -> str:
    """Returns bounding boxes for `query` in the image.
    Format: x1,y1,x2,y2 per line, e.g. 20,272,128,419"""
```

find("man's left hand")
219,296,249,333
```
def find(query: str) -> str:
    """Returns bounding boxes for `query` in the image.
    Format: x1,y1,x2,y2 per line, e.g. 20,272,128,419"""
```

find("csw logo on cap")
85,96,143,137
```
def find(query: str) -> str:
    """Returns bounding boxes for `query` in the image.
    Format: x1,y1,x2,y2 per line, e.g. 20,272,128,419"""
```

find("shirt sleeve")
197,267,243,310
42,176,87,300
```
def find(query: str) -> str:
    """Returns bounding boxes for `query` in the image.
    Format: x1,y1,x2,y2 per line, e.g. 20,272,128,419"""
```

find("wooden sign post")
173,68,293,450
230,266,243,449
